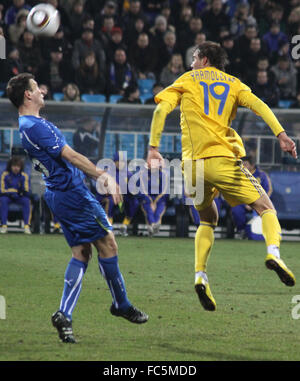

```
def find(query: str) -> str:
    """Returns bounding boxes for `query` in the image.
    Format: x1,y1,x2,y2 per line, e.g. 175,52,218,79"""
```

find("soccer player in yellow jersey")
147,41,297,311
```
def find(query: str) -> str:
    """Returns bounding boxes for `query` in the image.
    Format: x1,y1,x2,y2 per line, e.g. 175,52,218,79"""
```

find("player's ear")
24,89,32,101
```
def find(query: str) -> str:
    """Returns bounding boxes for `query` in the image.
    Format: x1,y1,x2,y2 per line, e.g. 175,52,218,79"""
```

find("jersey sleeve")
237,82,285,137
154,73,187,107
25,122,66,158
150,74,188,147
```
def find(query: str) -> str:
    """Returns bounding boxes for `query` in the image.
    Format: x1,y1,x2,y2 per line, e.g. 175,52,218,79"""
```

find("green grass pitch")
0,234,300,361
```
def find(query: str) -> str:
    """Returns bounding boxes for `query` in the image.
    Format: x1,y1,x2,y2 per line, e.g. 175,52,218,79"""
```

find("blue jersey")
19,115,85,191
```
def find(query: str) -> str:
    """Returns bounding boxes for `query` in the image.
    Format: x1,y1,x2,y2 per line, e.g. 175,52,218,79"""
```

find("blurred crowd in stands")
0,0,300,107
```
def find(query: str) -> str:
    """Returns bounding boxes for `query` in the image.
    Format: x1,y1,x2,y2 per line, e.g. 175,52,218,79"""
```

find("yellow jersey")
150,66,284,161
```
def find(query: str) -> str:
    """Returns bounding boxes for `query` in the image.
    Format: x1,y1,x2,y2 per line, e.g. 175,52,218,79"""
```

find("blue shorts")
44,184,113,247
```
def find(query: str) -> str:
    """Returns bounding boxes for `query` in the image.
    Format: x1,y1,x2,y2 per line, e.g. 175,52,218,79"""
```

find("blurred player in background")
94,151,140,236
147,41,297,311
6,73,148,343
138,165,169,237
0,156,31,234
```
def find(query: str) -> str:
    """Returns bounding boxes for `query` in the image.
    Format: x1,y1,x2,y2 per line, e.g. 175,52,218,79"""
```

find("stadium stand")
137,78,156,95
81,94,107,103
52,92,64,101
109,94,122,103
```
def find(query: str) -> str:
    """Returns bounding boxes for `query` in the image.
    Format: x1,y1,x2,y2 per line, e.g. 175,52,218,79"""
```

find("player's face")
11,164,21,175
243,160,254,172
28,79,45,107
191,50,206,70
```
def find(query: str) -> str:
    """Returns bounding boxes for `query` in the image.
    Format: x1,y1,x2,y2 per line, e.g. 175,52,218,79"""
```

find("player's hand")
147,146,164,169
278,132,298,159
96,172,123,205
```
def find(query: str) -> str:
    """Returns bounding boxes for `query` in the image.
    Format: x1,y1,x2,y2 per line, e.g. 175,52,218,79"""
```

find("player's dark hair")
6,156,24,172
242,155,254,165
6,73,35,109
196,41,228,71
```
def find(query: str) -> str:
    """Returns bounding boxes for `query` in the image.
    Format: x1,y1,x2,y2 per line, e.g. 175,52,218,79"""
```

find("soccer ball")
26,3,60,37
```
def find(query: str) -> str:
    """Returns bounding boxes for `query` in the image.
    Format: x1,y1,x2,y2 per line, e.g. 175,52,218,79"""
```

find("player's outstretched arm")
277,131,298,159
238,91,298,159
61,144,122,204
147,101,173,169
147,146,164,169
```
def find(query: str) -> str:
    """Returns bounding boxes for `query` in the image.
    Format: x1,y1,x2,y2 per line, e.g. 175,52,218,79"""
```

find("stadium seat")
109,94,122,103
137,79,155,95
53,92,64,101
278,100,293,109
140,94,153,103
81,94,106,103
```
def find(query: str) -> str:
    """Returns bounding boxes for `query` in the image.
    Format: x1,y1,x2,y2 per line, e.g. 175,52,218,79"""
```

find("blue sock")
98,255,131,311
59,257,87,320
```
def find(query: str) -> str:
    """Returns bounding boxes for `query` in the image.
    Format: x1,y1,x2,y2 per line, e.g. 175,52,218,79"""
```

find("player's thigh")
207,157,266,207
183,160,218,212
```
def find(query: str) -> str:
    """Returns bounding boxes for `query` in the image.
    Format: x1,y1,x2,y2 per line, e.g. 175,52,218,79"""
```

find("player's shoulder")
182,69,201,81
227,72,251,92
19,115,47,132
19,115,38,128
173,70,194,84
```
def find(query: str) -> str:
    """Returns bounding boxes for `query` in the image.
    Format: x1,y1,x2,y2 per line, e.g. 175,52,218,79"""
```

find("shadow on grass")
156,343,257,361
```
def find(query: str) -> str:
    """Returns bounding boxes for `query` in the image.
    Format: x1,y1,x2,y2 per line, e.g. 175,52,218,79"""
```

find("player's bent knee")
198,202,219,225
250,194,275,216
72,243,92,262
94,232,118,258
106,232,118,253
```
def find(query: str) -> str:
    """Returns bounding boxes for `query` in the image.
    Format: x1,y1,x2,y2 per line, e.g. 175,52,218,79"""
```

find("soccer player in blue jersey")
6,73,148,343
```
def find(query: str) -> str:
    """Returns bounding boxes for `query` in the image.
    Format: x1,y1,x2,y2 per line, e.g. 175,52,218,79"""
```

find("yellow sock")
195,222,215,273
122,217,131,225
261,209,282,248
